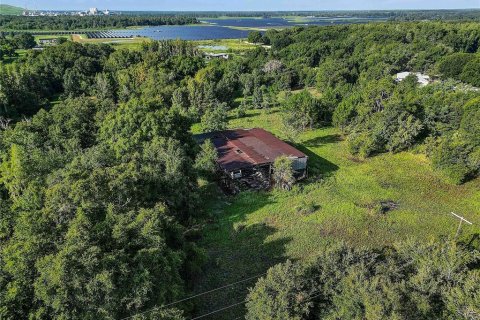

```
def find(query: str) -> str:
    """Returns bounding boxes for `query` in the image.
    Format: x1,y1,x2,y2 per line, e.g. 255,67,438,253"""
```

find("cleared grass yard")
34,34,70,41
193,38,258,52
193,108,480,319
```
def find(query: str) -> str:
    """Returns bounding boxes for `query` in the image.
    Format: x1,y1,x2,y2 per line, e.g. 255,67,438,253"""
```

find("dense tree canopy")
0,40,208,320
247,240,480,320
247,31,263,44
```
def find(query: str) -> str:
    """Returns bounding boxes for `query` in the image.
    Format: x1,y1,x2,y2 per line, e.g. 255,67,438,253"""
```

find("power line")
190,288,324,320
190,300,247,320
119,272,266,320
306,292,323,302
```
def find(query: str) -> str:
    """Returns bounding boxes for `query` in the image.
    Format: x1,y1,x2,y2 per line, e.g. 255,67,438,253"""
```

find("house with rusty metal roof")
194,128,308,190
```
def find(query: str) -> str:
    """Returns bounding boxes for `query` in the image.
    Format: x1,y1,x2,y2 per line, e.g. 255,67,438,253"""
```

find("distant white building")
205,53,229,60
395,72,431,87
88,7,98,15
23,9,39,16
103,9,110,15
38,38,59,46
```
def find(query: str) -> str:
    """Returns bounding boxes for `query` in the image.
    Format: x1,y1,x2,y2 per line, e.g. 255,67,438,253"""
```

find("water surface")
105,16,388,40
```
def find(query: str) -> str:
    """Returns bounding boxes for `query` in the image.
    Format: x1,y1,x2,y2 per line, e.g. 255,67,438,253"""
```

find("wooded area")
0,20,479,319
246,240,479,319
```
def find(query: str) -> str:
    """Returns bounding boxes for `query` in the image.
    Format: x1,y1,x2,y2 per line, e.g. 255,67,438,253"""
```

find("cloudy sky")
5,0,480,11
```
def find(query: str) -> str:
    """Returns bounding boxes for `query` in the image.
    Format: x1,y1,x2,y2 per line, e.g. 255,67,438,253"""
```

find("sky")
4,0,480,11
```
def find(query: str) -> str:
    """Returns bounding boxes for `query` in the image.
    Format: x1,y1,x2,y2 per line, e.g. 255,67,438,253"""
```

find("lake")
106,16,388,41
108,25,250,40
200,16,387,28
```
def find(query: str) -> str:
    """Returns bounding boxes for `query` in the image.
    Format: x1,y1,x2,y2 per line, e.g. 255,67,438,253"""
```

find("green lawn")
34,34,70,41
193,38,258,52
277,87,322,100
192,108,480,319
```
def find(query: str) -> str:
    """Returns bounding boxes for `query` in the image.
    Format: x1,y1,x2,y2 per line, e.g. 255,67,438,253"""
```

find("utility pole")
449,212,473,239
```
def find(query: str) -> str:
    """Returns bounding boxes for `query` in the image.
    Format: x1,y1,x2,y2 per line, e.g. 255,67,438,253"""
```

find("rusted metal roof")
194,128,307,172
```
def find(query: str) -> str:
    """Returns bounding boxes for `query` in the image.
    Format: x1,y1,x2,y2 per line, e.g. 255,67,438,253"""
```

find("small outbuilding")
395,71,431,86
38,38,58,46
205,53,229,60
194,128,308,191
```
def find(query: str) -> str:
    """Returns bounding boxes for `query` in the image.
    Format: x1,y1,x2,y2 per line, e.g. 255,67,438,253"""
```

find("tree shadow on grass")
227,109,280,122
295,144,339,178
302,133,343,147
465,233,480,251
192,191,292,319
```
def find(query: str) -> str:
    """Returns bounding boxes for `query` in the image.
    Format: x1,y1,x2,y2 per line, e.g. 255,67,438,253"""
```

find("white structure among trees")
395,72,431,86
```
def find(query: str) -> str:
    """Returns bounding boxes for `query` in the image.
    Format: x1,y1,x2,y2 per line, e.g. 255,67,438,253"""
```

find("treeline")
0,15,198,30
389,9,480,21
246,240,480,319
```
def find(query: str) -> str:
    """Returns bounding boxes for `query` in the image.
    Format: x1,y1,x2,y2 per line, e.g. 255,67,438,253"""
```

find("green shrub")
460,97,480,145
332,92,360,130
200,103,228,133
273,156,295,190
195,139,218,174
347,126,384,158
236,99,249,118
431,135,473,184
248,31,263,44
460,56,480,87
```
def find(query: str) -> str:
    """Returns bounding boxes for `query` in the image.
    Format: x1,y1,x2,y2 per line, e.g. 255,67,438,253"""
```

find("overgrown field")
193,109,480,319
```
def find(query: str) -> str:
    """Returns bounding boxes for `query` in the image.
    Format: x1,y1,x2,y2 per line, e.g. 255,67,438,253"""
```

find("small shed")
205,53,229,60
194,128,308,190
395,72,431,86
38,38,58,46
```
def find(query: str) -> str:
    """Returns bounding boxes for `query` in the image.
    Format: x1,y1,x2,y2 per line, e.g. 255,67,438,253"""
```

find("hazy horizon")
4,0,480,11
